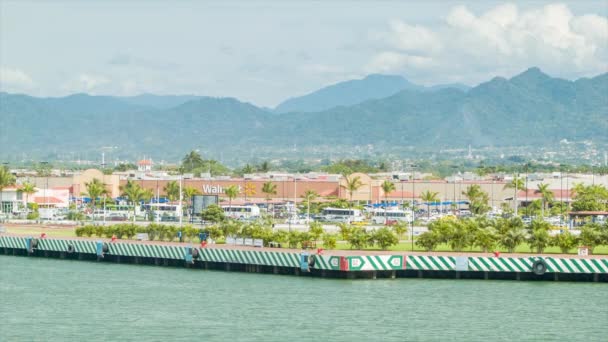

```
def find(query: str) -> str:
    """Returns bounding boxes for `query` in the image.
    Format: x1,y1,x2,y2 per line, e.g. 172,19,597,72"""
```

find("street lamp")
41,162,49,216
409,164,417,252
1,162,8,217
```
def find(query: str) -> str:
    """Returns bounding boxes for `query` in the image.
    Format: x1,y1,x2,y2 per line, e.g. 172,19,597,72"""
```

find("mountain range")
0,68,606,161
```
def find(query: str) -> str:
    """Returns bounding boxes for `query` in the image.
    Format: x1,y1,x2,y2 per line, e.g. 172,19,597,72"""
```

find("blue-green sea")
1,255,606,341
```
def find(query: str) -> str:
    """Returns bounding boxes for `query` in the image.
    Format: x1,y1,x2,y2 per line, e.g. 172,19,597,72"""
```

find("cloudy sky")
1,0,607,107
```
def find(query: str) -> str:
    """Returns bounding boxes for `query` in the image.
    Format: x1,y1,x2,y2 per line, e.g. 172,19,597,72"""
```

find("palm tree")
420,190,439,219
262,181,277,217
120,180,148,222
182,150,204,171
536,183,554,217
462,184,490,215
302,189,319,223
504,176,527,216
19,182,37,212
381,180,396,222
224,185,240,211
163,180,180,201
259,161,271,173
183,186,201,218
83,178,107,208
341,175,364,205
0,166,16,215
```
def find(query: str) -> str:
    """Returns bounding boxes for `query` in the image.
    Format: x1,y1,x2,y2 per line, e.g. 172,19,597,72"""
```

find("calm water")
1,256,606,341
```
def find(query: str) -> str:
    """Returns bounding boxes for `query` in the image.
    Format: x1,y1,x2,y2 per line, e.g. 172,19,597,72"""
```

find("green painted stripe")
570,259,586,273
590,259,606,273
375,255,389,270
407,256,423,270
417,257,435,270
578,258,595,273
438,257,454,270
480,257,496,271
547,258,565,273
365,256,378,270
427,256,445,270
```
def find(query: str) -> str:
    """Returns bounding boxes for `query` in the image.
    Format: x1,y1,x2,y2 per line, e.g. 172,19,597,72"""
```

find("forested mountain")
274,74,421,113
0,68,606,160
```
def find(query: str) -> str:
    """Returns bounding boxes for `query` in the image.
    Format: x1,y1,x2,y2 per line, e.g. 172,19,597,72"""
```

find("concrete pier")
1,236,607,282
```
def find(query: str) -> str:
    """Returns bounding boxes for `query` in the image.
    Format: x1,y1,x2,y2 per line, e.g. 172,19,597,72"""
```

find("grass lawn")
6,225,608,255
332,241,608,255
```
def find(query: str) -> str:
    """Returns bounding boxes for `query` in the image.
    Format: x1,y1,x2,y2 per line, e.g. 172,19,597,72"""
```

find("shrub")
372,227,398,250
551,231,579,254
26,212,39,220
416,231,440,251
322,233,337,250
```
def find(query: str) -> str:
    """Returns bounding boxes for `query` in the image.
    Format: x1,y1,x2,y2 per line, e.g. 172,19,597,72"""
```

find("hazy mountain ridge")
0,68,606,160
273,74,470,113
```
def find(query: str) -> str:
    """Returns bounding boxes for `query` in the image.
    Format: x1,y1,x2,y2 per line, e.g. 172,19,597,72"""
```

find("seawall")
1,236,607,282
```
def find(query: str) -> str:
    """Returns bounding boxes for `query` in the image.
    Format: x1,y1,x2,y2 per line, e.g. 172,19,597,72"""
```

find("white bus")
321,207,364,223
144,203,183,221
222,205,261,219
371,209,412,224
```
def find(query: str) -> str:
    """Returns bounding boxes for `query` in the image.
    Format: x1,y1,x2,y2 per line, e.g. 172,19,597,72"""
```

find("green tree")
504,176,527,216
224,185,240,210
381,180,396,222
535,183,554,216
347,227,369,250
416,231,440,251
183,186,201,218
163,181,180,201
201,204,225,223
322,233,337,249
261,181,277,217
182,150,204,172
120,180,148,222
391,221,408,239
372,227,399,250
571,184,608,212
579,223,603,254
83,178,108,208
302,189,319,222
551,231,578,254
338,222,352,241
462,185,490,215
496,217,525,253
473,226,497,253
309,221,324,243
527,219,551,254
258,161,271,173
420,190,439,219
19,182,36,211
341,175,364,204
0,166,16,214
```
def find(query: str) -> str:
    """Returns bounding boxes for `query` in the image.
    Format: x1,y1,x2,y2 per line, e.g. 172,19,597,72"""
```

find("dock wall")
1,236,607,282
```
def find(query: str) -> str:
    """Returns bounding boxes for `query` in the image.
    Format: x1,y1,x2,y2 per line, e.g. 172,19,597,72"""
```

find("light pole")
409,164,417,252
41,162,49,218
0,162,8,217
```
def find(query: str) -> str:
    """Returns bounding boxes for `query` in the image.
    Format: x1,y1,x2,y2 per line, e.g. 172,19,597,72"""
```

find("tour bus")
321,207,365,223
371,209,413,225
144,203,182,222
92,204,138,219
222,205,261,219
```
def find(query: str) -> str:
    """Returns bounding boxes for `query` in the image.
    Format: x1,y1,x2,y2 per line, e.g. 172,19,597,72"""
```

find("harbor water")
1,255,606,341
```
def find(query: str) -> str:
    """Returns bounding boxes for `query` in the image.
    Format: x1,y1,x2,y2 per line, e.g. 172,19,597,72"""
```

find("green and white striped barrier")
0,236,27,249
1,237,607,274
407,256,456,271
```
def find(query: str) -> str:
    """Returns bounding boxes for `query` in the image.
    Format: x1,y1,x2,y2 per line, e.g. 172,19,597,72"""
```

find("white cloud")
62,73,110,93
0,67,35,91
367,3,608,85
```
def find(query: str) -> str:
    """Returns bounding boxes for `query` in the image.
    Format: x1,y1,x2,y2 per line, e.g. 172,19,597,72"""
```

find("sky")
1,0,607,107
